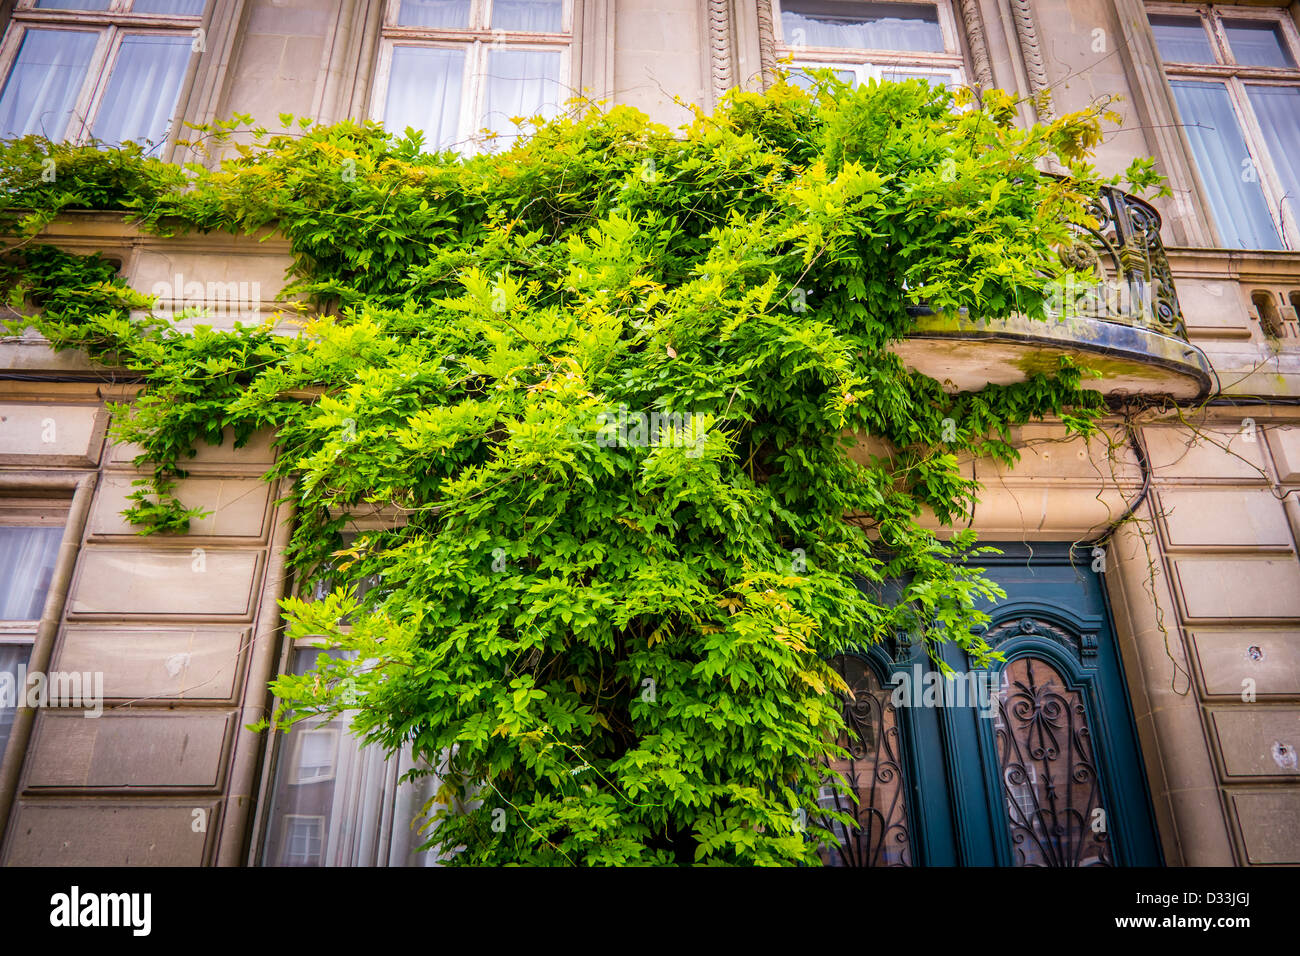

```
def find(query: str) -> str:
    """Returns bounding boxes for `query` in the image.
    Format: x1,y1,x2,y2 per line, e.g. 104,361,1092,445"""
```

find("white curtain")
0,527,63,620
492,0,563,32
0,29,97,140
1149,16,1216,64
781,2,943,53
132,0,207,14
263,649,446,866
89,34,193,151
1171,80,1282,250
0,643,33,765
35,0,111,9
388,747,444,866
384,45,465,150
1224,21,1293,68
481,48,561,149
1247,85,1300,235
396,0,471,28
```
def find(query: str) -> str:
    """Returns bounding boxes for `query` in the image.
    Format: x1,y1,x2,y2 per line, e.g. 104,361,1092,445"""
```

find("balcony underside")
891,312,1214,401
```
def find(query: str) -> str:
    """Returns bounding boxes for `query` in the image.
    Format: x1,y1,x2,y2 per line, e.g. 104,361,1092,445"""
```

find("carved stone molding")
709,0,736,103
1008,0,1054,119
756,0,777,88
956,0,994,93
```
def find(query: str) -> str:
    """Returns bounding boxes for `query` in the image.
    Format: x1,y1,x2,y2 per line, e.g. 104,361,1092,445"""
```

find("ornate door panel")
992,655,1113,866
828,545,1162,867
818,655,914,866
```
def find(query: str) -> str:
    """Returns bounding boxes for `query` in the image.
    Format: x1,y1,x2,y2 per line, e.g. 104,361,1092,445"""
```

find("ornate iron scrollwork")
817,656,913,867
993,657,1113,866
1054,182,1187,339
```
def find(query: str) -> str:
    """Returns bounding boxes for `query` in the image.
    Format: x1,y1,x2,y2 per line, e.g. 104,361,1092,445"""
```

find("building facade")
0,0,1297,866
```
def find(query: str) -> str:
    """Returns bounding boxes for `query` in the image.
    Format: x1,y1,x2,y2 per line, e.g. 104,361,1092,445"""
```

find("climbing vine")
1,77,1166,864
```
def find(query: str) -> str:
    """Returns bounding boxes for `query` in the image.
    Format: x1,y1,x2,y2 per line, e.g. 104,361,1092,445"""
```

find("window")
372,0,570,153
0,0,204,150
1150,4,1300,250
0,507,66,764
773,0,965,90
261,647,444,866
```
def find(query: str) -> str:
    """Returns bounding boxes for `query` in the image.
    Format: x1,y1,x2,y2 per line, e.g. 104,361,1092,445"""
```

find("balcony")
890,184,1214,401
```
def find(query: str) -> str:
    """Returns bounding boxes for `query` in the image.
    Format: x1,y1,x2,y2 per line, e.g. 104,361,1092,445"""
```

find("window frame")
0,0,204,149
372,0,573,154
0,498,71,643
772,0,966,83
1149,2,1300,249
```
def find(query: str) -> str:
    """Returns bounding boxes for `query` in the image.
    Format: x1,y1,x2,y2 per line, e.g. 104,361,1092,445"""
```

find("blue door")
819,544,1163,867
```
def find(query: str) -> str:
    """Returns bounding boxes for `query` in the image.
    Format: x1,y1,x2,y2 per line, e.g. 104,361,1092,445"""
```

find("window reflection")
262,648,444,866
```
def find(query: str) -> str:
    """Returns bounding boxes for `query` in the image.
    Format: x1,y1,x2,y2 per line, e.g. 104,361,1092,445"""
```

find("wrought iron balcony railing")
1053,183,1186,340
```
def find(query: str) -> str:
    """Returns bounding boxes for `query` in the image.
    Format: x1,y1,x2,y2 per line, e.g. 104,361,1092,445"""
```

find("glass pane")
881,68,949,87
90,35,194,149
0,527,63,620
480,47,562,149
0,29,97,140
132,0,207,13
994,657,1112,866
396,0,471,28
0,644,33,764
492,0,563,32
384,45,464,150
1171,80,1283,249
1223,20,1295,68
782,1,944,53
817,656,913,867
35,0,112,9
262,649,442,866
1247,86,1300,234
1149,15,1217,64
787,66,857,89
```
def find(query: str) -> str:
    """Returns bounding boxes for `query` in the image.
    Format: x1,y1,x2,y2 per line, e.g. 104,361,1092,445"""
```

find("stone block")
1172,557,1300,620
1158,488,1292,547
67,547,263,618
1209,708,1300,777
25,710,233,789
54,626,248,701
89,475,271,539
0,403,106,466
3,802,214,865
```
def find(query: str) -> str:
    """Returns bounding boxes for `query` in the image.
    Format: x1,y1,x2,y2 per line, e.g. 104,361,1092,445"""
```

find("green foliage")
0,136,188,236
0,77,1116,864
